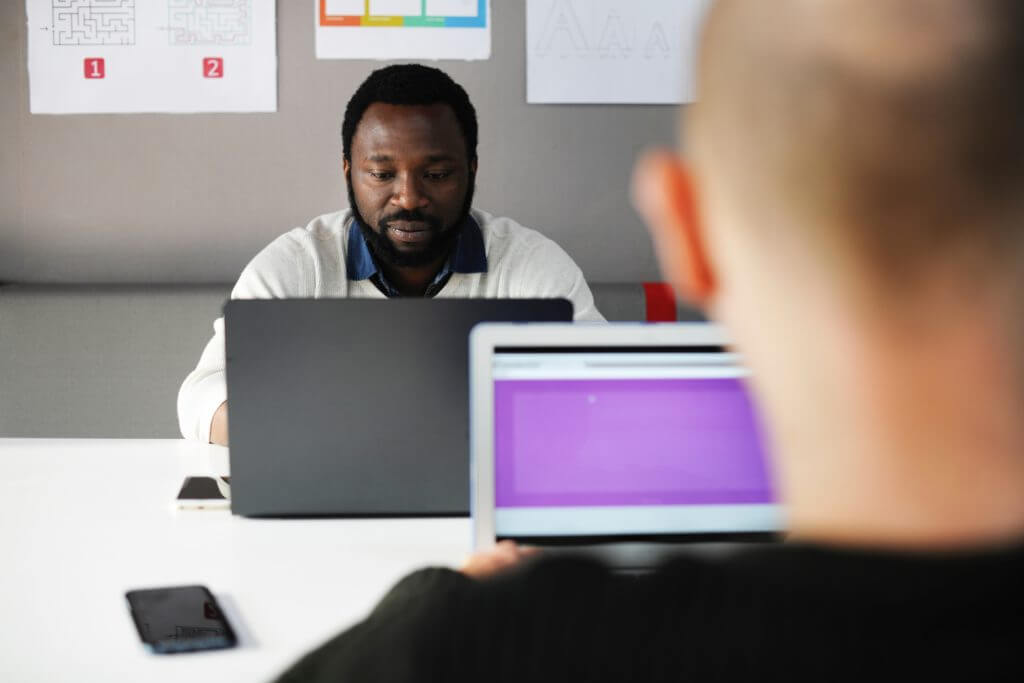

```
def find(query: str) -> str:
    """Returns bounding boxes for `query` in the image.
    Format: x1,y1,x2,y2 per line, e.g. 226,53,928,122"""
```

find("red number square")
203,57,223,79
84,58,105,79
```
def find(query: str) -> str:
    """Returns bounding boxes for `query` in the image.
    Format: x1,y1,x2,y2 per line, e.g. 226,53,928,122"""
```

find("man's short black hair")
342,64,478,163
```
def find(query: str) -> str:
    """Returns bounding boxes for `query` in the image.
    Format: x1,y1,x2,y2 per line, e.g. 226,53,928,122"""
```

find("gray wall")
0,284,230,437
0,1,678,285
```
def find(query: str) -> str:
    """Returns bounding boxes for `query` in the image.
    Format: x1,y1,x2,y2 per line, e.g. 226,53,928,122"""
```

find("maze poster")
27,1,276,113
315,0,490,60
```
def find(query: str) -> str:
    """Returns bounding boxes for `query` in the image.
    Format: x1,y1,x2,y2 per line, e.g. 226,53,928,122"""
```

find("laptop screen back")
225,298,572,517
491,346,782,541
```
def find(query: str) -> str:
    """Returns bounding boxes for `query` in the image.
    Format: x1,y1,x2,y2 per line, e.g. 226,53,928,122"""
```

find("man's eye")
425,171,452,181
368,171,394,180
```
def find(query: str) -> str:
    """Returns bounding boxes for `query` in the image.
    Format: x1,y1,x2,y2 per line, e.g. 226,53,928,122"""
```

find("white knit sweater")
177,208,604,441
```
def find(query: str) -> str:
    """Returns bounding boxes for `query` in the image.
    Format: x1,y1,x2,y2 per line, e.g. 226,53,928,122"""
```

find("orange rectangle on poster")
319,0,362,26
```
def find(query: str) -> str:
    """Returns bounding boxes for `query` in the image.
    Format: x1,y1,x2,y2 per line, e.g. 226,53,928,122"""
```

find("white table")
0,439,471,682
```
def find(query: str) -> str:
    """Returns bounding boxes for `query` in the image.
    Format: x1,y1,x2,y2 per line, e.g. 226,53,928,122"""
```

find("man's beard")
346,173,475,268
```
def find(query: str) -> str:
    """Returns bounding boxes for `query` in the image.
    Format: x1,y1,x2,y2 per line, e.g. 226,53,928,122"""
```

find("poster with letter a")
315,0,490,60
27,0,277,114
527,0,710,104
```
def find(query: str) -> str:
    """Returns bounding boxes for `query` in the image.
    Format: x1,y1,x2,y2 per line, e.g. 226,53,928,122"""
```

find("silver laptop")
470,322,784,569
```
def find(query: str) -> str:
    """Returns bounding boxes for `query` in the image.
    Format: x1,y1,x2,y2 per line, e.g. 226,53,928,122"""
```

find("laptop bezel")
470,322,780,550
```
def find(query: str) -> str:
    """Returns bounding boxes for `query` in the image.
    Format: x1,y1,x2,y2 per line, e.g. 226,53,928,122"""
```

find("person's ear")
343,157,350,176
631,149,715,308
469,157,478,176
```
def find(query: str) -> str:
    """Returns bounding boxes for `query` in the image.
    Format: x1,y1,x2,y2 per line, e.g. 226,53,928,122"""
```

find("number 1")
83,58,105,79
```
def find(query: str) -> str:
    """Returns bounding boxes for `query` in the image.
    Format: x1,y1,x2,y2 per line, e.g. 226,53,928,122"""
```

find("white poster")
27,0,277,114
315,0,490,60
527,0,710,104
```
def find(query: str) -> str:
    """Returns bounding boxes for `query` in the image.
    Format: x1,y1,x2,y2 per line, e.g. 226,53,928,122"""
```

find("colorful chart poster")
27,0,277,114
315,0,490,60
526,0,710,104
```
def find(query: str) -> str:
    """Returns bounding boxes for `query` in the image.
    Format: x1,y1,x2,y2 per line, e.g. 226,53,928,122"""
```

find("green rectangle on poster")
403,15,446,27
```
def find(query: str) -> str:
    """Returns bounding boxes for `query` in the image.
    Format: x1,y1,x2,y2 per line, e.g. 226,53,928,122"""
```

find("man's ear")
631,149,715,308
343,157,350,176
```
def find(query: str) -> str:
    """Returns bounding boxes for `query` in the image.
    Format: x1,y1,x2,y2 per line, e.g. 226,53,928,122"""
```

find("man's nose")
391,173,429,210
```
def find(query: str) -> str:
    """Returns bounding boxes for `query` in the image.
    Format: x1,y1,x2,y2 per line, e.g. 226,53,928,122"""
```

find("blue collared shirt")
345,215,488,297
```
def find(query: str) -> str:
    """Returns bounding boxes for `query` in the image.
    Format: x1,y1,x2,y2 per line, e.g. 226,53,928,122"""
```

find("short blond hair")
692,0,1024,281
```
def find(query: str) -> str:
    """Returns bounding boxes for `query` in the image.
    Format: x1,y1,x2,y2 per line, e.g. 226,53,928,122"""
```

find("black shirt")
275,540,1024,682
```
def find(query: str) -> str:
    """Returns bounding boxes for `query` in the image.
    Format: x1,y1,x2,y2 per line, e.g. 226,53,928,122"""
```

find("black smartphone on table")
174,476,231,510
126,585,237,653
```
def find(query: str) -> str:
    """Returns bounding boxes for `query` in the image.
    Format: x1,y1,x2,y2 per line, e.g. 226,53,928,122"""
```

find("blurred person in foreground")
277,1,1024,680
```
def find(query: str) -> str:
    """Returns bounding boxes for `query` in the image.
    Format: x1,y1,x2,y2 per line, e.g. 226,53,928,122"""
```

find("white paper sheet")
527,0,710,104
315,0,490,61
27,0,277,114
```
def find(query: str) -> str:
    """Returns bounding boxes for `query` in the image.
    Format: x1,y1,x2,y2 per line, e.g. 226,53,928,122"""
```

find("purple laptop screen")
494,377,775,508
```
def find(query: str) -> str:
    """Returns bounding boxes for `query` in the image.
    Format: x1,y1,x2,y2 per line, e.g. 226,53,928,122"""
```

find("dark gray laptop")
224,298,572,517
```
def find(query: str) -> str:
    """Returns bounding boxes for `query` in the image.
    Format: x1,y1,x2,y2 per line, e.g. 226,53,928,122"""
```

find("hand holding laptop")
461,540,539,579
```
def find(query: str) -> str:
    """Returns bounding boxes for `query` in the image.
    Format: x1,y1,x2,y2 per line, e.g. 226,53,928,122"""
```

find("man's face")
344,102,476,268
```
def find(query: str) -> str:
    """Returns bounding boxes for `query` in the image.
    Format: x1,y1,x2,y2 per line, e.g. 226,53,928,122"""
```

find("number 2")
203,58,223,78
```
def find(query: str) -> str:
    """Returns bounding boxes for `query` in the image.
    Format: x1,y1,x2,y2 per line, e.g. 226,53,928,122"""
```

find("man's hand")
460,540,540,579
210,401,229,446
